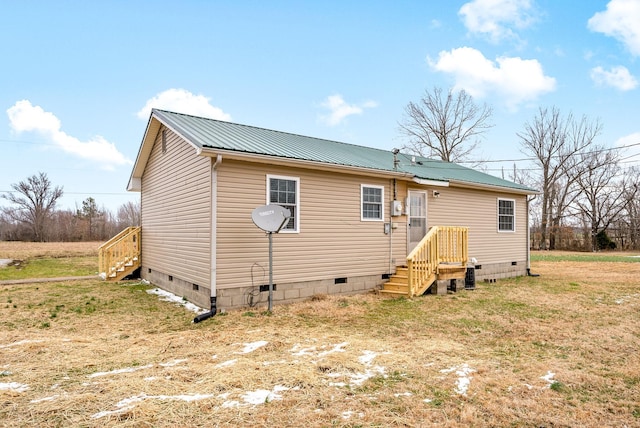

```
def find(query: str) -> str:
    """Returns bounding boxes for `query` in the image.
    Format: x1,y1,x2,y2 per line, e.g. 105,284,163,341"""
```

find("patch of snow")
541,371,555,388
30,395,59,403
98,272,107,280
423,398,433,403
615,293,639,305
318,342,348,357
159,359,188,367
242,389,281,404
262,359,289,366
92,393,215,419
237,340,268,354
0,339,44,349
140,279,150,285
290,341,348,359
441,364,475,396
214,359,237,369
221,385,288,408
221,400,241,408
341,410,364,419
290,345,317,356
394,392,412,397
146,288,206,314
358,350,377,365
0,382,29,393
0,259,13,268
88,364,153,378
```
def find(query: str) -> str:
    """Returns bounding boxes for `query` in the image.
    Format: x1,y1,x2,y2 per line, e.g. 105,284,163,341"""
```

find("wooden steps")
381,264,466,297
99,227,141,282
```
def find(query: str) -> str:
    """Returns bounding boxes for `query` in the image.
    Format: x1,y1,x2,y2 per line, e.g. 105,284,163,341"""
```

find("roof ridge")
152,108,396,155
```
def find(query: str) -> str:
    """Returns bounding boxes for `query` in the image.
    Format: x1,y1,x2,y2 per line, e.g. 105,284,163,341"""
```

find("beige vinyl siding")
216,159,397,289
141,127,211,286
425,186,527,264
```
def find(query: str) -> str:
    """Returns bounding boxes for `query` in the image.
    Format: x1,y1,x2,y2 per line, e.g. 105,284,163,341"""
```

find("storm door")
407,190,427,253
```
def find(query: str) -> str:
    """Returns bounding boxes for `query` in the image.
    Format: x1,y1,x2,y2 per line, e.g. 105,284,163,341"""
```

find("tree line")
0,172,140,242
399,88,640,252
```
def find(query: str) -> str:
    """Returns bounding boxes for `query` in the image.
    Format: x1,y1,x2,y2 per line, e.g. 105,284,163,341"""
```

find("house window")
361,185,384,221
267,175,299,232
498,198,515,232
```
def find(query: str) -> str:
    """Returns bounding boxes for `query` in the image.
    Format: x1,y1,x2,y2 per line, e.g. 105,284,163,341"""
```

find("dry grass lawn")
0,241,100,260
1,244,639,427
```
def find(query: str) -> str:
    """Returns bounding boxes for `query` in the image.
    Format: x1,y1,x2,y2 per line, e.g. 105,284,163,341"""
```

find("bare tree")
117,199,141,228
574,151,637,251
619,167,640,250
517,107,602,250
398,86,493,162
1,172,64,241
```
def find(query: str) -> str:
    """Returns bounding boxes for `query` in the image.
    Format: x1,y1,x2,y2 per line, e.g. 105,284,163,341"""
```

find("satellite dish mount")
251,205,291,311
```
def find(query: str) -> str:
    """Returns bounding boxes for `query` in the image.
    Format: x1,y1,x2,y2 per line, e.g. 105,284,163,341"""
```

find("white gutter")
412,178,450,187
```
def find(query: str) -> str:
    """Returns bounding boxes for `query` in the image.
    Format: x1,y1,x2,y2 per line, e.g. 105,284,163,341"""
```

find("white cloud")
614,132,640,165
318,94,378,126
429,46,556,109
6,100,132,169
588,0,640,56
590,65,638,90
136,89,232,121
459,0,536,43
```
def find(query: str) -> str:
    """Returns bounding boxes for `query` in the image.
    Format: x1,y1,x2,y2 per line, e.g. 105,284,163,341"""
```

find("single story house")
115,109,536,312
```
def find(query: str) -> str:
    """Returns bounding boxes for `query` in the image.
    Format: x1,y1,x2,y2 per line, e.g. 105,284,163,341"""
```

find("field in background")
0,241,100,260
1,243,639,426
0,241,100,280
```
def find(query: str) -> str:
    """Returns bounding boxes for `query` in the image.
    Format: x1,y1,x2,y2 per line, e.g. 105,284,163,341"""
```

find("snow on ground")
615,293,639,305
541,371,556,388
0,339,44,349
440,364,476,396
327,350,387,387
236,340,268,354
89,364,154,378
92,393,217,419
0,382,29,393
214,359,237,369
5,332,564,417
145,288,206,314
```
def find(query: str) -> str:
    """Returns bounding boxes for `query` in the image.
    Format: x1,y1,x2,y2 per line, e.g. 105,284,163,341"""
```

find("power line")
456,141,640,164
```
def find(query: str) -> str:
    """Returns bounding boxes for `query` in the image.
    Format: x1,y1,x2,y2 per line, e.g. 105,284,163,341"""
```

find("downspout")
389,179,396,274
194,154,223,323
526,195,540,277
389,149,400,275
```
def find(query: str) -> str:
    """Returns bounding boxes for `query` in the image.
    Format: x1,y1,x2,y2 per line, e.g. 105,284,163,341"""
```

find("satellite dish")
251,205,291,233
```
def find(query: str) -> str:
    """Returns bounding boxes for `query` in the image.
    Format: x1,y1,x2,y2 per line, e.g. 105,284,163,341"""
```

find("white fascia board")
127,177,141,192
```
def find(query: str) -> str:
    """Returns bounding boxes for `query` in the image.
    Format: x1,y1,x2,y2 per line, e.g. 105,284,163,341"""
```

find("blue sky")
2,0,639,213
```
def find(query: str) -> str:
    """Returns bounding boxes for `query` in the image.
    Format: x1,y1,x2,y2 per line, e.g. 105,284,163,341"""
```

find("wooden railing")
406,226,468,297
98,226,141,281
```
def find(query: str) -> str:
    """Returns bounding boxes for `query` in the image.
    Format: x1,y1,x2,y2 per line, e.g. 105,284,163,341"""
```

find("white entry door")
407,190,427,253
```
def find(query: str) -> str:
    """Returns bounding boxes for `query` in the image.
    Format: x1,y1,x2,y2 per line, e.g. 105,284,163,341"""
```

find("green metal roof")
152,109,536,193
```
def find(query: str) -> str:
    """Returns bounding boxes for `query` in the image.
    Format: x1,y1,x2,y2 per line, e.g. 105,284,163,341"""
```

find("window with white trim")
267,175,299,232
498,198,515,232
361,185,384,221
